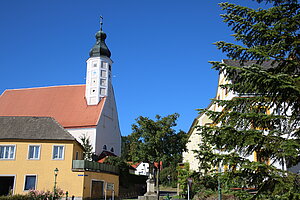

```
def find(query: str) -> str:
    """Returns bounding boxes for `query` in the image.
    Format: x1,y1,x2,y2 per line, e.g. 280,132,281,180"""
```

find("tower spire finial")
100,16,103,31
89,16,111,58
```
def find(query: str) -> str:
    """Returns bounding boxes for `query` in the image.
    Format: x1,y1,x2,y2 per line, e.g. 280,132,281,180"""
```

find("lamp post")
54,168,59,199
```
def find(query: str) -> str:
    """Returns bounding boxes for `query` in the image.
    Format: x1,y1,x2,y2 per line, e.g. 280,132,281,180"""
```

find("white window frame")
23,174,37,191
0,145,16,160
27,145,41,160
52,145,65,160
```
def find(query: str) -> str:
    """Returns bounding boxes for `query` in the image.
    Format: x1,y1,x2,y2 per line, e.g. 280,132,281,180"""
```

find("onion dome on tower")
89,17,111,58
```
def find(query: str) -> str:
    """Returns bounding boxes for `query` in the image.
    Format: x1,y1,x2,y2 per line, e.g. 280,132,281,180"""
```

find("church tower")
84,18,122,156
85,18,112,105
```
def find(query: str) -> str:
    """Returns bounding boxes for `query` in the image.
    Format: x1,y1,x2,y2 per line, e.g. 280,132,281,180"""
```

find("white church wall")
67,127,97,152
95,83,121,156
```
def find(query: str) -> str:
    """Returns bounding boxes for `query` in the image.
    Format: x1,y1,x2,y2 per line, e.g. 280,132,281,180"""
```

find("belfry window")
100,79,106,86
101,61,107,69
100,88,106,95
101,70,107,78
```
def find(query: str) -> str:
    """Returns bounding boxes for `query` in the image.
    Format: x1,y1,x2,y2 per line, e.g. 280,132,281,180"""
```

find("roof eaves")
187,101,214,138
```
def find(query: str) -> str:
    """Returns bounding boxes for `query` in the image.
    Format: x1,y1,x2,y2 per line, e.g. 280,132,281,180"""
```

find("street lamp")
54,168,59,199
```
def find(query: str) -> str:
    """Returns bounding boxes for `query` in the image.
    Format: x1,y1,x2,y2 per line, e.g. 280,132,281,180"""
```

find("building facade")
183,59,298,172
0,116,119,199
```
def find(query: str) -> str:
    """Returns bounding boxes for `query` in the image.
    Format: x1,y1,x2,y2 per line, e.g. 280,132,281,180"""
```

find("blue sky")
0,0,264,135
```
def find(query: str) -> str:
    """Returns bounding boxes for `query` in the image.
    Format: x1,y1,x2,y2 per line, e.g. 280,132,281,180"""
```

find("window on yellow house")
225,87,228,95
24,175,36,190
254,151,270,165
75,151,79,160
251,106,270,129
52,145,64,160
28,145,40,160
0,145,15,160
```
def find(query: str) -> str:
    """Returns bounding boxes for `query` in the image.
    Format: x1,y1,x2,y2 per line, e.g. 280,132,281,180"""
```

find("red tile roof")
130,162,141,169
154,161,163,170
98,157,107,163
129,161,162,170
0,85,105,128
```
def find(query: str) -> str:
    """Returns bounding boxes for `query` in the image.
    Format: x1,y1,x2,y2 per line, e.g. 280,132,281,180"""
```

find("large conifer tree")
196,0,299,199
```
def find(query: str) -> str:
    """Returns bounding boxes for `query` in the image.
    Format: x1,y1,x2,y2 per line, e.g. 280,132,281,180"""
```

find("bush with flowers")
28,188,64,200
0,189,64,200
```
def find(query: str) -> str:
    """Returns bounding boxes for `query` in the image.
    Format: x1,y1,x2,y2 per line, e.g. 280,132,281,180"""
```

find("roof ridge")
3,84,85,92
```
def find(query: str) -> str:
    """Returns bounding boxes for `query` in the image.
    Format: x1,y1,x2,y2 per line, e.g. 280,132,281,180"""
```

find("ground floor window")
24,175,36,190
0,176,14,196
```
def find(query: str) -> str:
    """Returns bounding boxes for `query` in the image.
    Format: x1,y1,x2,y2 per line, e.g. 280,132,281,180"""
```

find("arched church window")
103,145,107,150
110,147,114,152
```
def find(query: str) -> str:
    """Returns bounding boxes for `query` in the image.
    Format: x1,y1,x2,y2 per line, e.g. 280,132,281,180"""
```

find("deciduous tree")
129,113,187,196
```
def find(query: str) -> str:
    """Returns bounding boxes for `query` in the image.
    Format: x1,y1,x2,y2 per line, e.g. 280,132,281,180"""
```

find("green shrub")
159,166,178,186
0,195,31,200
0,188,65,200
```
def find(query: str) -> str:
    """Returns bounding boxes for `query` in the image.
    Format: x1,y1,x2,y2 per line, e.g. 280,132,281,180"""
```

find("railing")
72,160,119,175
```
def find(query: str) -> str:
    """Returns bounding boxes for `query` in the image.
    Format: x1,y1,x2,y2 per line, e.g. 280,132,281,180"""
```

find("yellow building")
0,116,119,199
183,59,280,172
182,102,215,172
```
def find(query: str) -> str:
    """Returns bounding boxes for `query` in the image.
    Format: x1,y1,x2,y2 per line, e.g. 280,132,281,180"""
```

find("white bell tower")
85,17,113,105
83,17,122,156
